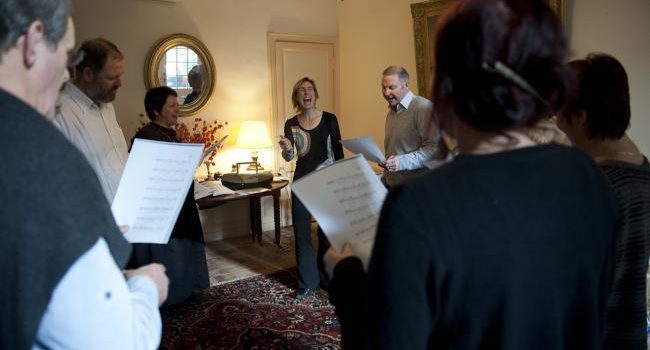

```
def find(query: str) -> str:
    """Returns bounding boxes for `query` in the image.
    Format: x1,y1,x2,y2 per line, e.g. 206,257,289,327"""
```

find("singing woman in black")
129,86,209,305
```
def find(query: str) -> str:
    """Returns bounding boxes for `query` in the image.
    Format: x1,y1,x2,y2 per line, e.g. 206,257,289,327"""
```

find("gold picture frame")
410,0,567,98
144,33,216,116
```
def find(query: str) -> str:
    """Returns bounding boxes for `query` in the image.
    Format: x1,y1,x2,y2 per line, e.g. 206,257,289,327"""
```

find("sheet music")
340,136,386,163
194,181,214,199
112,139,204,244
291,154,388,268
200,180,236,196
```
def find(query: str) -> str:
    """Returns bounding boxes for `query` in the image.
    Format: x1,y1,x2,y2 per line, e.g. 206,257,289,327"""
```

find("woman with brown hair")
325,1,618,349
556,53,650,350
278,77,344,299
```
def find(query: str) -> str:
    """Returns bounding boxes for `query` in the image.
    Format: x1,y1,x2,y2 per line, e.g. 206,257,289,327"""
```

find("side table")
196,180,289,246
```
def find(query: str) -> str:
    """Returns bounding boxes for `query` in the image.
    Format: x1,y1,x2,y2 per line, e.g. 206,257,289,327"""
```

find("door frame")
267,33,339,173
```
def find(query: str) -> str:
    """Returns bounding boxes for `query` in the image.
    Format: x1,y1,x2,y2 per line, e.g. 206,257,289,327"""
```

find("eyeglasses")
67,49,85,68
297,87,314,93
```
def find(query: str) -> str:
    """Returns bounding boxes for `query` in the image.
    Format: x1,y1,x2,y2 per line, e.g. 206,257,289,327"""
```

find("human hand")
118,225,130,234
278,136,292,151
124,263,169,306
324,243,354,279
384,155,400,172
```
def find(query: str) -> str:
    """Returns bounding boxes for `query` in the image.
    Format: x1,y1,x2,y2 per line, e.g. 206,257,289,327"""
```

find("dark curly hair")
144,86,177,121
432,0,572,133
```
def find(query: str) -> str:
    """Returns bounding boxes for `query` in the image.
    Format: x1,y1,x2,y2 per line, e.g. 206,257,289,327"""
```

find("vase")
204,162,212,181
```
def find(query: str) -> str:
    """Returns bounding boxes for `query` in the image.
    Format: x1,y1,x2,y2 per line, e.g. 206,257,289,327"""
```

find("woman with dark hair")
129,86,209,305
325,1,618,349
556,53,650,350
278,77,344,299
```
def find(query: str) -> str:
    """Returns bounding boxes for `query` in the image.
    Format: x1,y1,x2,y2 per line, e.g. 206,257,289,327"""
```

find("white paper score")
340,136,386,164
291,154,388,268
112,139,204,244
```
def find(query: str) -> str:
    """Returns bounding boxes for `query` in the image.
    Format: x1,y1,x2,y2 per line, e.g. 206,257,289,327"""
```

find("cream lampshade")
236,121,273,171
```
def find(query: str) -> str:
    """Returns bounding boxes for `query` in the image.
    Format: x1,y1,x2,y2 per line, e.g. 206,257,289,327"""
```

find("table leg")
249,199,257,242
273,189,281,247
252,197,263,245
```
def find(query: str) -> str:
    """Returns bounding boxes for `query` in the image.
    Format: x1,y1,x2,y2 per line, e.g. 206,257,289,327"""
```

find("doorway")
267,33,338,176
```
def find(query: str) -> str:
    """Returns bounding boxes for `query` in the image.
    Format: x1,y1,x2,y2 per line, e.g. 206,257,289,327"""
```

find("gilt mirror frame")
144,33,216,116
411,0,567,99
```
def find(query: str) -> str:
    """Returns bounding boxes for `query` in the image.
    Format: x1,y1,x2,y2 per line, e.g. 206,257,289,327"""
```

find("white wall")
567,0,650,155
337,0,650,155
72,0,337,174
336,0,422,149
72,0,649,240
72,0,337,240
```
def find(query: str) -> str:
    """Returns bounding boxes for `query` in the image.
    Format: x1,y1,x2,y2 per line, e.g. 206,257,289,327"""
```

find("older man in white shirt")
54,38,128,202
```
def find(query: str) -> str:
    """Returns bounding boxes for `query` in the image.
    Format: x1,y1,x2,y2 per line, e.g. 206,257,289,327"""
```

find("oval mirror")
144,33,216,116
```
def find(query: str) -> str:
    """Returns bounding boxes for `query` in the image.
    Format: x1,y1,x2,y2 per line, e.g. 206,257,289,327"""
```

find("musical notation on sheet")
292,154,387,268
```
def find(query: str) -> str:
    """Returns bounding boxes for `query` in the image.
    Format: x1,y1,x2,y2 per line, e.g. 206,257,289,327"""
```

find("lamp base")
246,163,264,171
246,152,263,171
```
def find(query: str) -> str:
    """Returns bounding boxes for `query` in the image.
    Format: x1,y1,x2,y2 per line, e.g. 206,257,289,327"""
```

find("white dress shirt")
33,238,162,350
397,90,415,113
53,83,128,202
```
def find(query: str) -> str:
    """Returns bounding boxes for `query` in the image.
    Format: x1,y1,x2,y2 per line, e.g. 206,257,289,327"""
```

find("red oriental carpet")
160,268,342,349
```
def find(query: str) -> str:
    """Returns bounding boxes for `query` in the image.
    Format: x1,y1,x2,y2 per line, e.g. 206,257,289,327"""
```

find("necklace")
592,151,643,165
151,124,176,142
299,113,322,130
456,131,535,155
593,150,639,157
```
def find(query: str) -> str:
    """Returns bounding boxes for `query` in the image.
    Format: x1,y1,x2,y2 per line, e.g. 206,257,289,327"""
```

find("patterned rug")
160,268,342,349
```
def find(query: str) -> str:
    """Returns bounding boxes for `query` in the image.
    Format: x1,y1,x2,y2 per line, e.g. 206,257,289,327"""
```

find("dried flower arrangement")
137,115,228,179
177,117,228,178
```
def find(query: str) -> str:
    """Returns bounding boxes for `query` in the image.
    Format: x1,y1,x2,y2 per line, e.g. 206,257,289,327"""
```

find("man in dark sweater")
0,1,168,349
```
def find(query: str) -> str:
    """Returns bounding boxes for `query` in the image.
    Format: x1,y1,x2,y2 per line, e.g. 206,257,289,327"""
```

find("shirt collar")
398,91,414,111
63,82,100,113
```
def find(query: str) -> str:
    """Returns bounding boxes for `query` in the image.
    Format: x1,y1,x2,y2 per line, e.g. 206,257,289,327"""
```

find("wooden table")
196,180,289,246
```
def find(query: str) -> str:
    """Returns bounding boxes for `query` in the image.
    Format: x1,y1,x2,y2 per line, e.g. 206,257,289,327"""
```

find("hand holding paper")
111,139,204,244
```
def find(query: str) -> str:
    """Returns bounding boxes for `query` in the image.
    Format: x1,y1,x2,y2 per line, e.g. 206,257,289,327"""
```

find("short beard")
88,86,117,104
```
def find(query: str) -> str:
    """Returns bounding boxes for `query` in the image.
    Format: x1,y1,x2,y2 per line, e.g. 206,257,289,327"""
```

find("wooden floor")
205,226,298,286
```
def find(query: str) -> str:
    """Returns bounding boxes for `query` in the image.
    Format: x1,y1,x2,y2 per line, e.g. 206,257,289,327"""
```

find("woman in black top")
556,53,650,350
324,1,618,349
129,86,209,305
278,77,344,299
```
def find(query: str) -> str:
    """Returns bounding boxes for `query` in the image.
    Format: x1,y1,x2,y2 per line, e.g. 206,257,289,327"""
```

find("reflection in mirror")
184,64,204,105
156,46,204,104
144,34,215,116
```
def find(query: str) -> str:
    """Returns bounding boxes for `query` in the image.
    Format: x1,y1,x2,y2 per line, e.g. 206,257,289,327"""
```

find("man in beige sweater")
380,65,439,187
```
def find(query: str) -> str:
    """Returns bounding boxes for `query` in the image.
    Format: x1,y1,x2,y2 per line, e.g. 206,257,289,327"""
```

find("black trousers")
291,193,331,291
128,237,209,306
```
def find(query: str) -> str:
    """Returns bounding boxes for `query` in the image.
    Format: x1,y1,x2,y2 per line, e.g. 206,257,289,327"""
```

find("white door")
268,33,338,176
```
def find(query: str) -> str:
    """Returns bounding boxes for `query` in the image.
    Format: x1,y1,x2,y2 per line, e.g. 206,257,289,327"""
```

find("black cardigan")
330,144,618,350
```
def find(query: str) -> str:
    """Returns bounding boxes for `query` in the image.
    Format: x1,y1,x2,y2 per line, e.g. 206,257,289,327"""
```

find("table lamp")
236,121,273,171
